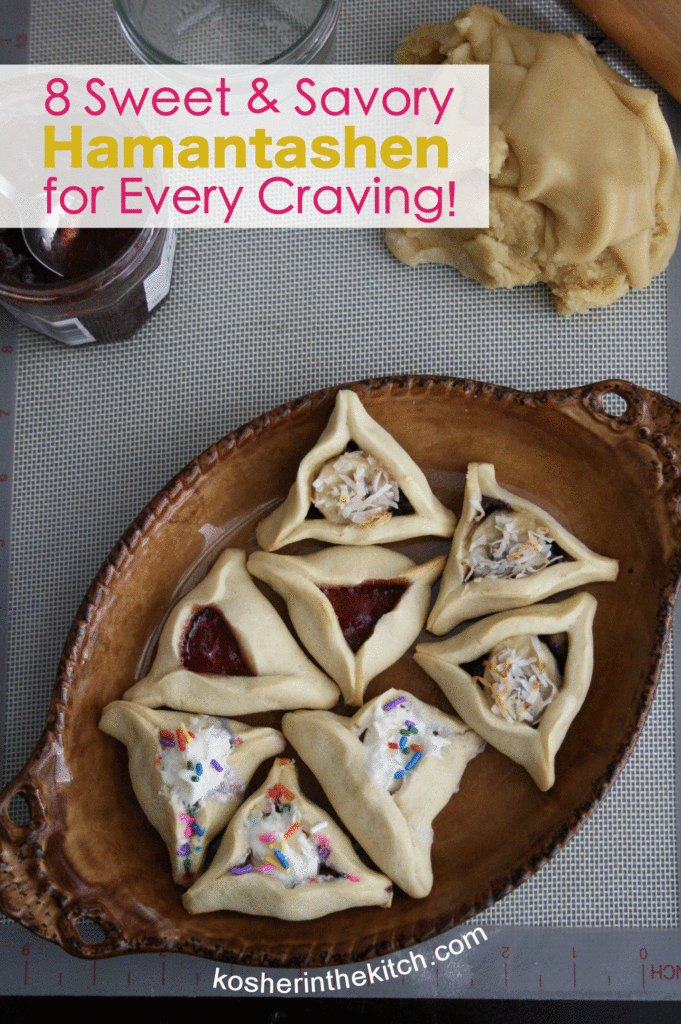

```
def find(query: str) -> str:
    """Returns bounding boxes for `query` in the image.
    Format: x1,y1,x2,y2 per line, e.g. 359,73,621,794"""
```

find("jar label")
144,229,177,312
0,302,95,345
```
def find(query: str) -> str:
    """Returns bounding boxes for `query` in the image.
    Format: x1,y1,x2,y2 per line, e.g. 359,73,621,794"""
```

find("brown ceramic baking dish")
1,375,680,965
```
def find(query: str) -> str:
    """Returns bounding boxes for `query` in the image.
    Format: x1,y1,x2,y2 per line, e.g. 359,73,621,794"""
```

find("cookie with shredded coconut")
256,389,456,550
415,593,597,790
464,510,562,581
428,463,618,635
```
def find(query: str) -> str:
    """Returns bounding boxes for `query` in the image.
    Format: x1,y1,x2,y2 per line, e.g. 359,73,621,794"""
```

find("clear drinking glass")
113,0,344,64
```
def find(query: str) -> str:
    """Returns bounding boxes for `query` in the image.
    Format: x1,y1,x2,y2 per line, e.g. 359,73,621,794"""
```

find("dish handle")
0,756,126,957
579,379,681,522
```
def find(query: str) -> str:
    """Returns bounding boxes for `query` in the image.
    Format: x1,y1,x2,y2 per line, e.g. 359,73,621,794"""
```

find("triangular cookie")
182,759,393,920
415,592,597,791
256,389,457,550
99,702,285,886
427,463,618,634
248,546,446,705
123,548,339,715
283,689,484,898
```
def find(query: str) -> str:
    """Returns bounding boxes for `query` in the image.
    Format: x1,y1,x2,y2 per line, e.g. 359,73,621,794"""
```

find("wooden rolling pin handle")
572,0,681,104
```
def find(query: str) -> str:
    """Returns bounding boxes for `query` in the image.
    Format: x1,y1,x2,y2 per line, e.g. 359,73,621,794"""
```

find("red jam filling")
319,580,409,653
180,606,253,676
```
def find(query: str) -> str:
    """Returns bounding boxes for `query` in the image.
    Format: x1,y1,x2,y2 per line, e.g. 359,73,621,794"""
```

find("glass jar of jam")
0,226,176,345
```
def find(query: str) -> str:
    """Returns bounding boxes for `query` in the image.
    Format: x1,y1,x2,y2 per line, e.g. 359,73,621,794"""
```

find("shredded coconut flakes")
477,636,559,724
464,511,562,581
312,450,399,527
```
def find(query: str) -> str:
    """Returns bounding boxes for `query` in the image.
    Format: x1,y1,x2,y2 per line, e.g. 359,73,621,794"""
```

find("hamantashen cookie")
182,759,393,920
256,389,456,550
99,702,285,886
248,546,445,705
415,592,597,791
123,548,338,715
427,463,619,634
282,689,484,897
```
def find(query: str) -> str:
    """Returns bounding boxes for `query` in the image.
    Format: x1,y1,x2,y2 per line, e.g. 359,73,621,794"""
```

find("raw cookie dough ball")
387,5,681,315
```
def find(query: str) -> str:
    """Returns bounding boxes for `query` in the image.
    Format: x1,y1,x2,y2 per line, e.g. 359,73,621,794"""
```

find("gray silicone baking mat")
1,0,681,1001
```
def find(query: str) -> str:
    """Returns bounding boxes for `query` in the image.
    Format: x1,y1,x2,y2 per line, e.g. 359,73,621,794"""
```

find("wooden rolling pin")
572,0,681,103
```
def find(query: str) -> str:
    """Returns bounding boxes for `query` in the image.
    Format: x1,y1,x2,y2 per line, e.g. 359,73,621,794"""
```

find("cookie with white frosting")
99,702,284,886
283,690,484,898
182,759,393,920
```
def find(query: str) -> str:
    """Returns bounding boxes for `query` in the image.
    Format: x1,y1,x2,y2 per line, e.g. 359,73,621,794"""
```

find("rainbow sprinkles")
154,719,246,881
282,689,485,899
228,778,343,886
363,693,453,797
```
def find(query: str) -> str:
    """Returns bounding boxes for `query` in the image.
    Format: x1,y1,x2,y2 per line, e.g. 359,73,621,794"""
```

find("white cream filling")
359,694,451,795
464,509,562,581
312,450,399,526
243,800,333,886
157,716,244,808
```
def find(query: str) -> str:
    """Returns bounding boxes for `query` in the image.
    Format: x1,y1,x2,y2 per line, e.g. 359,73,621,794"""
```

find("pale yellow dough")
182,759,393,920
283,689,484,898
415,593,597,791
387,5,681,314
